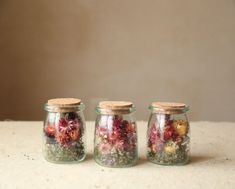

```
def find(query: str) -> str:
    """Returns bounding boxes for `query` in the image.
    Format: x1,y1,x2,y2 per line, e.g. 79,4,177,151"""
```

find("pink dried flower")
98,143,112,154
115,140,125,150
97,116,137,152
148,123,160,145
97,126,108,137
55,116,82,146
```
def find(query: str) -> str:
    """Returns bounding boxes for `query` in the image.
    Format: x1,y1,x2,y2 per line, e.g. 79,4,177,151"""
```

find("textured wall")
0,0,235,121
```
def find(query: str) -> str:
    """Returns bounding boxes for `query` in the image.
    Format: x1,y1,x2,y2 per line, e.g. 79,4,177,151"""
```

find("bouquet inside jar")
43,98,86,163
147,102,190,165
94,101,138,167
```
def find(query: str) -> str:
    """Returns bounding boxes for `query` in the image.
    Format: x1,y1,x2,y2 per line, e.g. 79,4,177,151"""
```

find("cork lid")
151,102,189,114
98,101,133,109
45,98,84,112
151,102,186,109
48,98,81,106
97,101,135,114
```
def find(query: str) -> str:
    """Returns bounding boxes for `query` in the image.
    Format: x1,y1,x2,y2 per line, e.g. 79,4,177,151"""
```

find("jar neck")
95,106,136,115
44,103,85,113
149,105,189,115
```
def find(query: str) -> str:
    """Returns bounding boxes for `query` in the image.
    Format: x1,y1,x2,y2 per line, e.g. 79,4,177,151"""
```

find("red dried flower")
59,118,67,128
96,116,137,151
44,124,56,138
113,117,122,128
55,116,82,146
121,120,129,128
163,125,178,142
148,120,179,146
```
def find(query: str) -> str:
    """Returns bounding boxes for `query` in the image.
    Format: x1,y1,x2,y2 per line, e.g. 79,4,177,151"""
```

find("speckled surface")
0,121,234,189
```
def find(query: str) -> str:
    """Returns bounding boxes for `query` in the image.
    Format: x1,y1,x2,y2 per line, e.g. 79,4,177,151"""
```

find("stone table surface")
0,121,235,189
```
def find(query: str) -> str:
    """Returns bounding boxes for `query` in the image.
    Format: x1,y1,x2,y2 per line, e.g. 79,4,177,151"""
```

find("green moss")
94,147,137,167
44,141,85,163
147,143,189,165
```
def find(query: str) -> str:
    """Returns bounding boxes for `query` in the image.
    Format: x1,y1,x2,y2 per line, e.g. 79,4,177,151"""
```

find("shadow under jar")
147,102,190,165
43,98,86,163
94,101,138,168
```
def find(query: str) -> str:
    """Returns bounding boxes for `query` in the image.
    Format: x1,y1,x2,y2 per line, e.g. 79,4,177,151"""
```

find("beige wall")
0,0,235,121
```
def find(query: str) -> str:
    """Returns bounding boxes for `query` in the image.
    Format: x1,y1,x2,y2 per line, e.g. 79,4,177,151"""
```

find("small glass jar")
147,102,190,165
94,101,138,167
43,98,86,163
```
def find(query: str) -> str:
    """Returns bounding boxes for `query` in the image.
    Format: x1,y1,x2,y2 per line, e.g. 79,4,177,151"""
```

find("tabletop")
0,121,235,189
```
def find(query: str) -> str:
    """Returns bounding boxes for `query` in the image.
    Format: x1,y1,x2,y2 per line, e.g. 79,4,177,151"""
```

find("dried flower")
56,132,71,146
69,129,80,141
164,145,176,154
98,142,112,155
95,115,137,167
163,124,178,142
173,120,188,136
147,117,189,165
44,124,56,138
148,124,160,145
55,115,82,146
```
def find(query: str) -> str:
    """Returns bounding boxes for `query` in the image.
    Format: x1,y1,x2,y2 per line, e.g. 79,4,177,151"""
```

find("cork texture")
151,102,186,109
99,101,133,109
48,98,81,106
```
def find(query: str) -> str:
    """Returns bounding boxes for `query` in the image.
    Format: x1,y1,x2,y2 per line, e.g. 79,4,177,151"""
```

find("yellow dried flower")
164,145,176,154
173,120,188,136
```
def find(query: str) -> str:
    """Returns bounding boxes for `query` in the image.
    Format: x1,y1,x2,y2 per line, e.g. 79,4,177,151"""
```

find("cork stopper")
48,98,81,106
45,98,83,112
99,101,133,109
97,101,134,114
151,102,186,109
151,102,188,114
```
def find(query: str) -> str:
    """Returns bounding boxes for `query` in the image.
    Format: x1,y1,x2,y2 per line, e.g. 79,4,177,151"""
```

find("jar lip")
44,102,85,112
149,102,189,114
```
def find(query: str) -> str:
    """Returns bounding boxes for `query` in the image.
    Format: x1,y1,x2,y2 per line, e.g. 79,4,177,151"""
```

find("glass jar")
43,98,86,163
147,102,190,165
94,101,138,167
